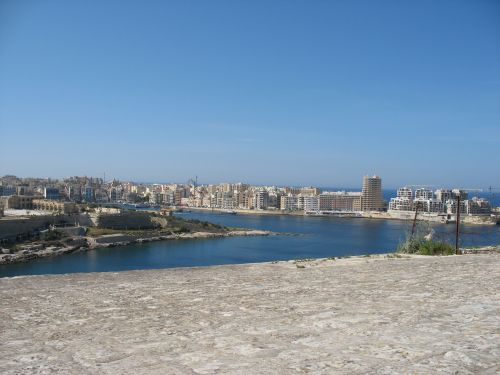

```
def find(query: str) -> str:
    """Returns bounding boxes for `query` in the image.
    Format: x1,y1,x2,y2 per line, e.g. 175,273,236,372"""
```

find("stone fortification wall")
0,212,158,242
0,214,95,242
0,215,64,242
96,212,157,230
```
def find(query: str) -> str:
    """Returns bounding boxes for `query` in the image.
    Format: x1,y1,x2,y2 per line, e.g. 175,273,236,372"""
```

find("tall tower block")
362,175,383,211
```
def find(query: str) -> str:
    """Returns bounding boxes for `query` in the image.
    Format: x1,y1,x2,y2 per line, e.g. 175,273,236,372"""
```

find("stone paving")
0,254,499,374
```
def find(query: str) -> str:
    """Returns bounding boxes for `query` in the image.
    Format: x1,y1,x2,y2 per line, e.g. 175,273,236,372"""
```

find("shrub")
41,230,66,241
397,236,454,256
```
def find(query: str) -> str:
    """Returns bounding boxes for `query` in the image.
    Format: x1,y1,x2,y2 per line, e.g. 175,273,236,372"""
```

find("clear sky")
1,0,499,188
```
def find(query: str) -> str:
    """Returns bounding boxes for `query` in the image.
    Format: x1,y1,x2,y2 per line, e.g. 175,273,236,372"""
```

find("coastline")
182,206,500,225
0,229,272,266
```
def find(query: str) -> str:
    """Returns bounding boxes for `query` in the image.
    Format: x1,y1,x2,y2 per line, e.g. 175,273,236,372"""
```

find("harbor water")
1,211,499,278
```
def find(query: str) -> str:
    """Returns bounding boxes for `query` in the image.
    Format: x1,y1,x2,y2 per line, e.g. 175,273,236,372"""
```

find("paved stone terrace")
0,254,499,374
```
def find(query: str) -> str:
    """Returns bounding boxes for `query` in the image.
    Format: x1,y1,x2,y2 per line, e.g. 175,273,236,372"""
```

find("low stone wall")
56,226,86,237
87,234,137,246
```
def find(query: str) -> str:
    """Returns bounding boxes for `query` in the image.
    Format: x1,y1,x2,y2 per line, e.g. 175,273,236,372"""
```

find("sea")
1,205,498,278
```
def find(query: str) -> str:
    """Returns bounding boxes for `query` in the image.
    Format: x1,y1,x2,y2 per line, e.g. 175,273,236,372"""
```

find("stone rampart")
96,212,157,230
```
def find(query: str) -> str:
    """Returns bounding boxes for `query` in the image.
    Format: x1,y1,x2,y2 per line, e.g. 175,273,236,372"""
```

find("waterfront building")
268,193,279,209
446,199,467,214
254,190,269,210
414,188,433,200
397,187,413,200
221,192,235,209
280,195,298,211
319,192,362,211
361,176,383,211
435,189,452,203
413,198,444,213
465,197,492,215
388,197,413,211
299,195,319,212
388,187,414,211
201,195,211,207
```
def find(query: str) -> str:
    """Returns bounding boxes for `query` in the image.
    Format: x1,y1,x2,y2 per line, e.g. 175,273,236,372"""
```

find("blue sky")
1,0,499,189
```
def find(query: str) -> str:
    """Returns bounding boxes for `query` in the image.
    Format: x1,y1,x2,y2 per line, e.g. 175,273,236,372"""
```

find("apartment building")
435,189,452,203
361,176,383,211
319,192,362,211
254,190,269,210
280,195,298,211
414,188,433,200
300,187,321,196
298,195,319,211
413,198,444,213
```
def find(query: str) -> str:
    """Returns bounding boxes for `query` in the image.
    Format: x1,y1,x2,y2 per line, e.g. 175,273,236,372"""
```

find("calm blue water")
1,211,498,278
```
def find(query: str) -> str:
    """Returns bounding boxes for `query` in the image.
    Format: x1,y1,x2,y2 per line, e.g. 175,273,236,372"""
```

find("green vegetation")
41,230,66,241
397,236,455,256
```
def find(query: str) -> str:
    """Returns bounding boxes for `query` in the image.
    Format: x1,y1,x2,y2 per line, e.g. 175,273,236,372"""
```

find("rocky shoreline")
0,229,272,265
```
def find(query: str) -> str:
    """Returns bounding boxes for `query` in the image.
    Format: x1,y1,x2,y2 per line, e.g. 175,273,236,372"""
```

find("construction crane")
488,186,498,199
187,176,198,188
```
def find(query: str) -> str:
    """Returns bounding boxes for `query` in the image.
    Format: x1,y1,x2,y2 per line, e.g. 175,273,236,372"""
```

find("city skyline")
1,172,498,191
1,1,500,187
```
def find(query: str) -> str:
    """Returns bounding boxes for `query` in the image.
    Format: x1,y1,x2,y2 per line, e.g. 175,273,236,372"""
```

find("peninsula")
0,210,271,265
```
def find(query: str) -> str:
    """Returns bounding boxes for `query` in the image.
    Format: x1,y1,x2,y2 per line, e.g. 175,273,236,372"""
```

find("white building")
280,195,298,211
415,188,433,200
388,197,413,211
397,187,413,199
298,195,319,212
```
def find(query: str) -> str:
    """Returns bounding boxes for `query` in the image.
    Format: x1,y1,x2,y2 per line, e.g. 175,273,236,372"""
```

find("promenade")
1,254,499,374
